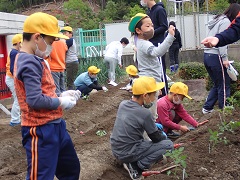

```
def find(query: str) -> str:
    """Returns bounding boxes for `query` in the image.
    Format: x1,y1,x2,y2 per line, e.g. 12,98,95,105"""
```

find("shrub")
205,62,240,96
179,62,207,80
77,57,126,85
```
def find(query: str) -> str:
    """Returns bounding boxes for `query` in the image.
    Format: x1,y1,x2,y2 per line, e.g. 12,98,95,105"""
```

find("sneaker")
167,131,180,139
123,162,143,180
159,155,168,165
81,95,89,100
202,108,214,114
108,81,118,86
9,122,21,127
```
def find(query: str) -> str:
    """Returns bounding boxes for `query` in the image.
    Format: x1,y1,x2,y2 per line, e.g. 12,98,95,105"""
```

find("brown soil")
0,79,239,180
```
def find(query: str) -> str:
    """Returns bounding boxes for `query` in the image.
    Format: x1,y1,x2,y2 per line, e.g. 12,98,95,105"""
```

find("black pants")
169,44,180,66
159,55,168,96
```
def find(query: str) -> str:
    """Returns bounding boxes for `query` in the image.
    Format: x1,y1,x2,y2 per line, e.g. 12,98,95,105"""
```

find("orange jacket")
6,56,12,77
47,40,68,72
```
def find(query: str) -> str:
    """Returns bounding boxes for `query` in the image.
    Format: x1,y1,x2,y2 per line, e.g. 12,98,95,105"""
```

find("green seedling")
165,147,187,179
208,120,240,153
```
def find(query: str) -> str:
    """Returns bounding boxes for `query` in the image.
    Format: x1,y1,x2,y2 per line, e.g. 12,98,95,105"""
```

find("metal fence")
74,1,238,58
75,27,107,58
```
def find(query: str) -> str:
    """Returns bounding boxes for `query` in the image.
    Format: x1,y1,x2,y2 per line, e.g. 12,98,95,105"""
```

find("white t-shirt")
104,41,123,65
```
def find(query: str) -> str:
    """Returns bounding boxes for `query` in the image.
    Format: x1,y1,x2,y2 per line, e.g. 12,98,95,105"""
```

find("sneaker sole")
123,163,143,180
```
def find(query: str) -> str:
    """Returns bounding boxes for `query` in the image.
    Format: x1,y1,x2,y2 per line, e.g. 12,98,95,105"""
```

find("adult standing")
104,37,129,86
5,34,22,126
47,40,68,95
141,0,169,95
202,3,240,114
61,26,79,90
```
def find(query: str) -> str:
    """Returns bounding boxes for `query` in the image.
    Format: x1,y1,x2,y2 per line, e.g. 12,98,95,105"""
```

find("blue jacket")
216,12,240,47
147,2,168,46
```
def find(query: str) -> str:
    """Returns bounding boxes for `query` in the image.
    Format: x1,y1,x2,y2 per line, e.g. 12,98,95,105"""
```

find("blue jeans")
5,75,21,123
51,71,66,96
22,119,80,180
203,53,230,110
76,85,93,96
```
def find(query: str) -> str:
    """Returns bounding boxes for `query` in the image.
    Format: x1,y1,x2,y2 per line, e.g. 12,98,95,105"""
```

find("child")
128,13,175,119
74,66,108,99
121,65,139,91
156,82,199,138
14,12,80,179
165,21,182,73
110,76,173,180
5,34,22,126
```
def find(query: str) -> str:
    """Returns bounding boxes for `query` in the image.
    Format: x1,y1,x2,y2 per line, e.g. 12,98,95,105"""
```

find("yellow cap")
128,13,148,33
88,66,101,74
60,26,73,33
23,12,68,39
170,82,192,99
126,65,138,76
12,34,23,44
132,76,165,95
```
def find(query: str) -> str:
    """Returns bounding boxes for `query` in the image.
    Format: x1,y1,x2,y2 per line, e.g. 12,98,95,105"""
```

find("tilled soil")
0,80,239,180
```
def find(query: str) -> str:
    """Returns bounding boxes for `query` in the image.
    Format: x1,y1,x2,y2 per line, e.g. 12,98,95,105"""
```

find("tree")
61,0,99,29
123,4,145,20
213,0,230,12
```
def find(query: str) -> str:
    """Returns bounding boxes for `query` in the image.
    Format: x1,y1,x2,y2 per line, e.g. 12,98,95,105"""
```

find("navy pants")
76,85,93,96
22,119,80,180
203,53,230,110
159,56,169,96
169,44,180,66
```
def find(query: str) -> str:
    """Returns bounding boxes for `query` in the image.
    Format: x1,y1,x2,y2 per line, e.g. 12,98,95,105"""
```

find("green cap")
128,13,148,33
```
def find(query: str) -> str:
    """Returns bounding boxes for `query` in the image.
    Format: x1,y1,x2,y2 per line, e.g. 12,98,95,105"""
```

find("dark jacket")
216,12,240,47
165,29,182,48
147,2,168,46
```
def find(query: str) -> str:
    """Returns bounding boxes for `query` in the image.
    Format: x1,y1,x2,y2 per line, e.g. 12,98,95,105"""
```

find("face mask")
90,75,97,79
140,0,147,7
35,37,52,58
123,45,127,48
143,95,153,108
173,95,182,105
143,29,154,40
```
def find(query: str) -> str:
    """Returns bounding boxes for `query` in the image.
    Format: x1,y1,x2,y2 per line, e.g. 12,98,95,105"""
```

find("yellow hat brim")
46,33,69,39
155,82,165,91
185,94,193,100
95,69,101,73
145,82,165,94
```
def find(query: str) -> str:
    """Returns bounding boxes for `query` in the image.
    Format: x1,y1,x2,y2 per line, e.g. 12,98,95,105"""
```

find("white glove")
126,85,132,91
102,86,108,92
61,90,81,101
58,96,76,110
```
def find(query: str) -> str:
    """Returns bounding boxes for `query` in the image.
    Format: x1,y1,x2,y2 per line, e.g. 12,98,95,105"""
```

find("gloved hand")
102,86,108,92
58,96,76,110
155,123,163,130
126,85,132,91
61,90,81,101
162,131,167,139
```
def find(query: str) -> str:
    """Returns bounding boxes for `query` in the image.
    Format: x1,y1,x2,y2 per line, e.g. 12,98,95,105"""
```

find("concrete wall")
122,44,240,68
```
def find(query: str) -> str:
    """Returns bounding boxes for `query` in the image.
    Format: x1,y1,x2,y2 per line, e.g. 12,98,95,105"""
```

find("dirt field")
0,79,239,180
